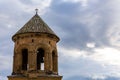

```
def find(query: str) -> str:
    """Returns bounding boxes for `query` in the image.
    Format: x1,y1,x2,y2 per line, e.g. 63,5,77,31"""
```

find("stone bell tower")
8,9,62,80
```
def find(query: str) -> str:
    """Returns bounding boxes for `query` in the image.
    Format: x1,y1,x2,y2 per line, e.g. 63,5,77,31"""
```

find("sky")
0,0,120,80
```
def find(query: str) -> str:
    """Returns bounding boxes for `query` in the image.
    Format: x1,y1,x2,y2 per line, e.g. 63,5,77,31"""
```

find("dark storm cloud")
42,0,112,50
42,2,90,49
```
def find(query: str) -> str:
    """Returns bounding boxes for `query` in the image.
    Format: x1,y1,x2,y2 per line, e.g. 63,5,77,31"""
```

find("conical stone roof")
13,13,59,40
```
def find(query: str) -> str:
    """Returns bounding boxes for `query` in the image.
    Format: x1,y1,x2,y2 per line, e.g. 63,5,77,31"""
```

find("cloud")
0,0,52,14
106,0,120,48
0,54,12,70
19,0,52,14
0,76,7,80
58,46,120,79
62,0,88,7
86,42,95,48
58,46,87,58
45,0,120,50
90,47,120,66
43,0,114,50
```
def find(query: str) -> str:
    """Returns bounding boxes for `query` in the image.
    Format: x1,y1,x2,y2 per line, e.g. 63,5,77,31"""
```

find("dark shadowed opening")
52,51,55,71
22,49,28,70
37,48,44,70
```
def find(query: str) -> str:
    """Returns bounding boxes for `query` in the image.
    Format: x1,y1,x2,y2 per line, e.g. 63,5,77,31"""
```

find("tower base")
8,75,62,80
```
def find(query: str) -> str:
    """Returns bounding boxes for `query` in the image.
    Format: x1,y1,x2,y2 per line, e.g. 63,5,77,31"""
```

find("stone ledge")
8,75,63,80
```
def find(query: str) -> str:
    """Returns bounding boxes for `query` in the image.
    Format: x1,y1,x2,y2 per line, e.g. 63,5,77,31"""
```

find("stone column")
55,55,58,74
49,52,53,71
28,50,36,71
44,51,49,72
12,54,16,74
52,49,58,74
15,52,21,73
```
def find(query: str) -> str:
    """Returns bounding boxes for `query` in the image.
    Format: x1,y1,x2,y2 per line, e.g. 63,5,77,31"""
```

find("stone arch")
35,43,51,71
35,43,51,53
17,44,30,71
37,48,45,70
52,48,58,74
21,48,28,70
52,48,58,56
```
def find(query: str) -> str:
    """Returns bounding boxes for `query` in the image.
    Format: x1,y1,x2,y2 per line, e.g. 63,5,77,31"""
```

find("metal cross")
35,8,38,14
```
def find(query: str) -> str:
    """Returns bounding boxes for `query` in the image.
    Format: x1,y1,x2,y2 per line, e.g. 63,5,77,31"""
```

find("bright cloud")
59,46,87,58
59,46,120,78
90,47,120,66
86,42,95,48
60,46,120,67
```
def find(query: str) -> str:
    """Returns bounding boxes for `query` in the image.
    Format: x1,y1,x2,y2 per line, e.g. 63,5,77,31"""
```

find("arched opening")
22,49,28,70
52,51,56,72
37,48,44,70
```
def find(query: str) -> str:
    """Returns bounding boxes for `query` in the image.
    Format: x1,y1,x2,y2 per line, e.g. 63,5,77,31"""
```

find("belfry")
8,10,62,80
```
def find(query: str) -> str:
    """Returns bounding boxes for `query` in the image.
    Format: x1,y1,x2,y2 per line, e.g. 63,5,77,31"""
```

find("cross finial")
35,8,38,14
